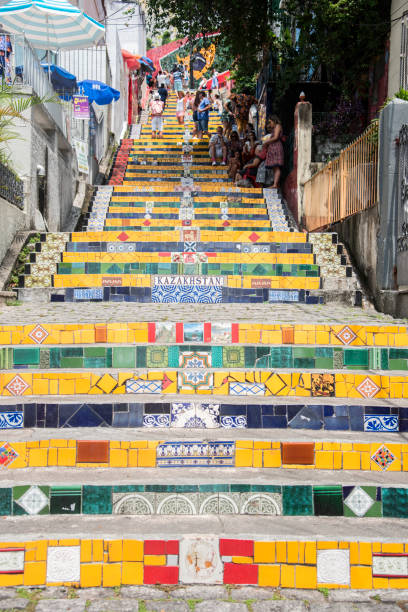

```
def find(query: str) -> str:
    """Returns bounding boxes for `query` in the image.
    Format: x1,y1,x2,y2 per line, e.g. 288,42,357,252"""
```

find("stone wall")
0,194,29,265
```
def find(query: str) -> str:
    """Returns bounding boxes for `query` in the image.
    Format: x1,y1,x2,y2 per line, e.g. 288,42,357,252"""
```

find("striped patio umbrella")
0,0,105,49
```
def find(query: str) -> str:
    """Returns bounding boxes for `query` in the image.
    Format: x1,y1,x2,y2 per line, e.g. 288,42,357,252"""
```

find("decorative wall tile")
156,441,235,467
46,546,81,583
77,441,109,463
230,382,265,396
371,445,396,471
179,537,223,584
126,379,162,394
372,555,408,577
343,486,379,517
317,549,350,585
0,549,24,573
0,412,23,429
0,443,18,467
143,414,170,427
220,415,247,428
364,415,399,432
281,442,314,465
13,485,49,515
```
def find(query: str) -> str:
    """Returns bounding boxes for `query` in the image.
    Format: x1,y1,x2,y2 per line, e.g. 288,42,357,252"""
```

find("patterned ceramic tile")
13,485,49,515
371,445,396,471
364,415,398,432
343,486,374,517
126,379,162,394
28,324,49,344
178,371,213,390
156,441,235,467
0,412,23,429
5,375,30,396
317,549,350,585
230,382,265,396
143,414,170,427
0,443,18,467
220,415,247,428
357,377,380,399
179,351,211,368
373,555,408,577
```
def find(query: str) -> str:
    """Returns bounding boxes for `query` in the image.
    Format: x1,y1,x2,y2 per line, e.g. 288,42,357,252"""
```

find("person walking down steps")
149,92,164,139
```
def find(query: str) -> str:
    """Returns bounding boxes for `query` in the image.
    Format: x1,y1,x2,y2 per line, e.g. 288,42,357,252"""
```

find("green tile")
60,357,84,368
13,347,40,365
50,486,81,514
112,347,136,369
0,348,12,369
250,485,281,493
49,348,60,368
343,486,381,517
136,346,146,367
230,484,251,492
0,488,11,515
113,485,144,493
315,347,333,358
314,358,334,369
293,347,315,358
146,346,168,368
211,346,223,368
381,349,389,370
168,346,180,368
282,486,313,515
343,349,369,367
82,486,112,514
84,357,107,368
244,347,256,367
313,485,343,516
12,485,49,515
382,487,408,518
223,346,245,368
388,359,408,370
199,484,229,492
294,357,315,368
84,347,106,358
61,347,83,357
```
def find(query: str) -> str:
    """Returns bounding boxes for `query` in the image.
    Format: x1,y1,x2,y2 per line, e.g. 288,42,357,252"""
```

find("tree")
146,37,153,50
161,30,171,46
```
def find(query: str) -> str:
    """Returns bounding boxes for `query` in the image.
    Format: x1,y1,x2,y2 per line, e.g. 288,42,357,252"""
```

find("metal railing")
0,160,24,209
303,122,378,231
16,35,67,137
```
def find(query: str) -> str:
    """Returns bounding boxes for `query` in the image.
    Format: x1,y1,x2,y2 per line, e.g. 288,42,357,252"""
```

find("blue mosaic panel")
364,415,399,432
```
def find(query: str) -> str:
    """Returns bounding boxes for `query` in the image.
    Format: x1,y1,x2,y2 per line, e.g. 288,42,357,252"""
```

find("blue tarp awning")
41,64,77,96
77,79,120,105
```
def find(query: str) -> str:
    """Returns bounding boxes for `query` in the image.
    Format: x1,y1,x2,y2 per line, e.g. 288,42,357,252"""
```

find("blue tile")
349,406,364,431
246,405,262,428
262,415,287,428
324,416,349,430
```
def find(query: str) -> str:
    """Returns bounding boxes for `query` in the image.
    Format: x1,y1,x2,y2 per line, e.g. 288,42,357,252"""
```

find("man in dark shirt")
158,84,168,109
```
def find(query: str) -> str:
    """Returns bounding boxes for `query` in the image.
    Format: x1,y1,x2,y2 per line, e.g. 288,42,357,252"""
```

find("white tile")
46,546,80,583
179,537,223,584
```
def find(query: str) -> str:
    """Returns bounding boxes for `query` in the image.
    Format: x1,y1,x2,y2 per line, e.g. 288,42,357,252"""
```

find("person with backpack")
158,83,168,109
149,92,164,139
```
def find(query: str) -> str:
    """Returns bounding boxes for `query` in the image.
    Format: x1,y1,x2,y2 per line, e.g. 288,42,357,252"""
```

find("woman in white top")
176,90,186,125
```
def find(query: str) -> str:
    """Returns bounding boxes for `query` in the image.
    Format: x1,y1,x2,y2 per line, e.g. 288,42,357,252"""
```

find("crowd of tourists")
148,68,284,189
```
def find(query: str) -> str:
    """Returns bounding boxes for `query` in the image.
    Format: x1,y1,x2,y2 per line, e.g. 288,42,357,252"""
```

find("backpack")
151,100,163,115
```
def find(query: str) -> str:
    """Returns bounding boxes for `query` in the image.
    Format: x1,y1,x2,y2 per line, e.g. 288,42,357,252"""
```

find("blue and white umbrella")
0,0,105,49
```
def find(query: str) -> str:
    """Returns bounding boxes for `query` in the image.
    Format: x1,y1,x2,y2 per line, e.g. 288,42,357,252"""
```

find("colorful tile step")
3,344,408,372
3,370,405,399
0,401,403,431
4,322,405,347
0,483,406,518
46,286,325,304
0,438,405,471
1,535,408,589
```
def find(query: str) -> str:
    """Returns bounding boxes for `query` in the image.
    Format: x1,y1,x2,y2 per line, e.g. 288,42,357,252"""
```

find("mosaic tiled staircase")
17,92,361,306
0,91,407,591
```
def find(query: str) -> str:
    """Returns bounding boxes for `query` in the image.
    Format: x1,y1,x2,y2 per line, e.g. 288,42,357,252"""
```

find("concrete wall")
0,194,30,265
388,0,408,97
330,205,379,300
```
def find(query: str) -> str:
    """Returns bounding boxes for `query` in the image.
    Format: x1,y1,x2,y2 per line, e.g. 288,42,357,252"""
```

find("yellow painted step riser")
71,231,307,243
1,322,406,347
103,220,271,228
1,371,408,402
103,207,267,215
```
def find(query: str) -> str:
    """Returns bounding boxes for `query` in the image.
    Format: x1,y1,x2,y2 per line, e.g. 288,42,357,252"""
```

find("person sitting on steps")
209,126,227,166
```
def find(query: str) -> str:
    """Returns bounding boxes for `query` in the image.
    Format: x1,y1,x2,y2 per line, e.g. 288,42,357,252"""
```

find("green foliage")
395,88,408,101
146,37,153,50
277,0,390,100
161,30,171,45
7,233,40,290
317,587,330,599
0,83,59,170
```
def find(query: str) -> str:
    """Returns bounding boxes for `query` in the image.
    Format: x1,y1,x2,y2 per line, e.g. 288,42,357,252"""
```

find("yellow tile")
80,540,92,563
382,543,404,553
281,564,295,587
349,542,359,564
29,448,48,467
144,555,166,565
123,540,143,562
50,439,68,448
373,577,389,589
138,449,156,467
350,566,372,589
232,556,253,564
287,542,299,563
58,448,76,467
389,578,408,588
342,452,360,470
258,564,280,587
97,373,118,394
24,561,47,585
236,440,253,449
109,449,128,468
254,542,274,563
253,450,263,468
317,542,338,549
359,543,372,565
102,563,121,587
295,565,317,589
276,542,286,563
93,540,104,562
122,561,143,585
235,448,253,467
0,574,23,586
80,564,102,587
263,450,281,468
108,540,123,562
315,451,333,470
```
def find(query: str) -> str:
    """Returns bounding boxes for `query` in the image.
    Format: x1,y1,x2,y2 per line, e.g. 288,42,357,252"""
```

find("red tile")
77,441,109,463
204,323,211,343
95,325,107,343
223,563,258,584
144,540,166,555
175,323,184,343
144,566,179,584
147,323,156,343
281,442,315,465
166,540,179,555
282,327,294,344
219,539,254,557
231,323,239,343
